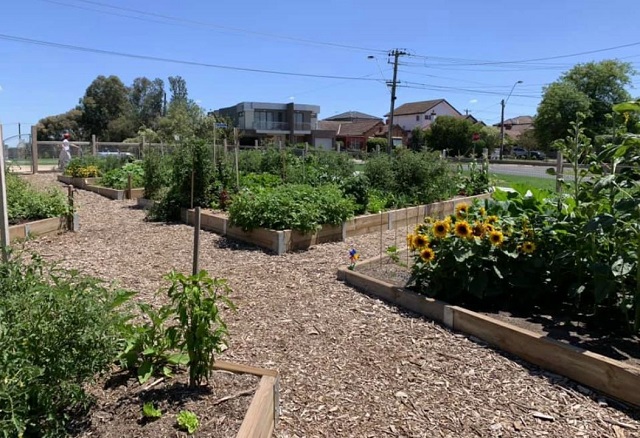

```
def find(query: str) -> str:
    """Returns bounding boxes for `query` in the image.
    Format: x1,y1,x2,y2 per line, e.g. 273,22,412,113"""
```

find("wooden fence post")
555,151,563,193
127,173,133,200
91,134,97,156
0,124,9,261
31,125,38,174
192,207,201,275
234,143,240,191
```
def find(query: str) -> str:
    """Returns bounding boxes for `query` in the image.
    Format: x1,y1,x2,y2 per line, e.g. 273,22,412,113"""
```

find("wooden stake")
193,207,201,275
31,125,38,174
190,170,195,209
234,143,240,191
67,185,74,230
127,173,132,200
0,124,10,261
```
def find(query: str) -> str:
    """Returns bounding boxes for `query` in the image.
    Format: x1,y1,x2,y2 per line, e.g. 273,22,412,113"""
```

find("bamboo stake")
192,207,201,275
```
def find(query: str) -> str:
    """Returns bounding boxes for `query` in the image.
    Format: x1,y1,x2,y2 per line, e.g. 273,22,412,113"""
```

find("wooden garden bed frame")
337,254,640,408
57,175,144,200
9,214,79,243
177,193,491,255
212,361,279,438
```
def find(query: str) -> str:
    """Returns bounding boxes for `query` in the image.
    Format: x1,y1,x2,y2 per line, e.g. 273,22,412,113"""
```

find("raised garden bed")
178,193,491,255
79,360,278,437
9,215,78,243
337,253,640,408
57,175,144,200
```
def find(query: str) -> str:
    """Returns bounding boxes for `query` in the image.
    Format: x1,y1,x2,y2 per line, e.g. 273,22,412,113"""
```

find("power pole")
499,99,505,160
387,49,407,155
0,124,9,261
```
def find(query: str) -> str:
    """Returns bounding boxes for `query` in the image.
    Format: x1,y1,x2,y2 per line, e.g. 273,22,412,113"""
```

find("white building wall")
393,102,461,131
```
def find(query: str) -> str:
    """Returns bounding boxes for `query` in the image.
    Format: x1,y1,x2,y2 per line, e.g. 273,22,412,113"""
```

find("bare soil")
17,173,640,438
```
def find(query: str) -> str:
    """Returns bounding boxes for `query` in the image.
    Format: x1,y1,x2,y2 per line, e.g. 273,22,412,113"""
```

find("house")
386,99,462,132
462,114,486,126
323,111,381,122
317,119,405,151
214,101,333,147
493,115,534,140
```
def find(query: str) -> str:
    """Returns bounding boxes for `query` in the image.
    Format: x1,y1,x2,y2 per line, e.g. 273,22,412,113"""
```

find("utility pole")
499,99,505,160
386,49,407,155
0,124,10,261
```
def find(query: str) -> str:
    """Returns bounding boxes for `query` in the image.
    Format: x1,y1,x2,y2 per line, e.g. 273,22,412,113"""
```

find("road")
488,162,557,179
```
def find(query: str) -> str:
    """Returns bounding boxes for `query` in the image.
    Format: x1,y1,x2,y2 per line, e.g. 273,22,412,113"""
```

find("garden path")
21,173,640,438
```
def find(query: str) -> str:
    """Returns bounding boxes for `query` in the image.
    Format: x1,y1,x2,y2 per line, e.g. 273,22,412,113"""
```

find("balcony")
252,121,289,131
293,122,313,132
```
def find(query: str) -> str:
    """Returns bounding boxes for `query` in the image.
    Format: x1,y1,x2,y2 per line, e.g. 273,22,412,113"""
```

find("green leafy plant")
142,402,162,419
6,173,68,224
166,271,235,387
143,148,172,200
176,410,199,434
100,161,145,189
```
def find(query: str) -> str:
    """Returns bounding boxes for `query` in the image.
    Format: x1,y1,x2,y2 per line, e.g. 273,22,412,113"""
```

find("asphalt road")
488,162,558,179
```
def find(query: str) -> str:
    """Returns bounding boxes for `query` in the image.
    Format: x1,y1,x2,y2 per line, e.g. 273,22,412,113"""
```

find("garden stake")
406,207,409,266
127,173,132,200
67,185,75,231
192,207,201,275
379,209,383,267
190,170,195,210
234,143,240,191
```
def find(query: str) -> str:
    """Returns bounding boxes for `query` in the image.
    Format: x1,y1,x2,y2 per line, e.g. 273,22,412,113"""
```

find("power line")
38,0,388,55
399,81,541,99
0,33,386,81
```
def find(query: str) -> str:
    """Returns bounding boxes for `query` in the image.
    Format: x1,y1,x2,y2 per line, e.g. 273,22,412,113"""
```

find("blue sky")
1,0,640,144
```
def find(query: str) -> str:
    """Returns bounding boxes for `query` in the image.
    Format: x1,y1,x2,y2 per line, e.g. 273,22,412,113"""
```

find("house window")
416,115,420,121
425,114,430,120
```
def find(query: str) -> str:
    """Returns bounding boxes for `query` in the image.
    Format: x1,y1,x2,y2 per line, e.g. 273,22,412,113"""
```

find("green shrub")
0,253,133,437
239,172,282,191
229,184,355,233
340,174,369,215
366,137,388,153
143,149,172,200
6,173,68,224
363,155,394,192
100,161,144,189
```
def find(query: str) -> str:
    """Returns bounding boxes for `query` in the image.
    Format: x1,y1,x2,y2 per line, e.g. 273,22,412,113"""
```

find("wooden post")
556,151,563,193
31,125,38,174
67,185,74,230
278,140,282,151
234,143,240,191
190,170,195,209
192,207,201,275
127,173,133,200
0,124,10,261
223,139,228,156
254,139,259,149
91,134,97,156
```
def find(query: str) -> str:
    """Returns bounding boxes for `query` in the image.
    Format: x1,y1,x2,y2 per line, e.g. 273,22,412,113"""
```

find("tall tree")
535,60,635,147
408,127,428,151
36,109,85,140
130,77,165,128
425,116,475,156
79,75,130,139
168,75,188,105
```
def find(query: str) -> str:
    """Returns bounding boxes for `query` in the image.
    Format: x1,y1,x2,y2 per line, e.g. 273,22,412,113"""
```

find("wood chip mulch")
19,173,640,438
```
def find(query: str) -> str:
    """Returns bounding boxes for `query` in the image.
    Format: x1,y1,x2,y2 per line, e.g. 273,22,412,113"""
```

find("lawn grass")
490,172,557,192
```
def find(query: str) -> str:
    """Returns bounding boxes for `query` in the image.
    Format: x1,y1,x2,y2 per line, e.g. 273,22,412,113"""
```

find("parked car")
511,147,528,159
529,150,546,160
98,151,135,161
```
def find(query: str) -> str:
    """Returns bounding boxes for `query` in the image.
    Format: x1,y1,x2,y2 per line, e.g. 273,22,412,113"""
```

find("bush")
6,173,68,224
341,174,369,215
228,184,355,233
0,253,133,437
366,137,388,153
143,149,172,200
64,156,129,177
363,155,394,192
100,161,144,189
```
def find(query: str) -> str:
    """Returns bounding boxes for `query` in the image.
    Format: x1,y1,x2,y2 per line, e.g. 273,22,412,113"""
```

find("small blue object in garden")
348,248,360,271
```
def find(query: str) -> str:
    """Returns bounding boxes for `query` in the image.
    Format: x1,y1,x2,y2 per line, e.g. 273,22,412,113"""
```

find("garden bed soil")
356,259,640,369
78,369,259,437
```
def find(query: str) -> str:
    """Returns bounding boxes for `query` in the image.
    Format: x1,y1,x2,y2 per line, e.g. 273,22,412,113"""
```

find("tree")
425,116,475,156
79,75,131,140
130,77,165,129
36,109,85,140
408,127,428,151
517,129,540,152
535,60,635,148
168,76,188,104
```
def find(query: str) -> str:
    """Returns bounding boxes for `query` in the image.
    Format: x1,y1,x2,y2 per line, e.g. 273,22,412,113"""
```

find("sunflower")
412,233,429,249
472,221,485,237
455,203,469,219
489,230,504,246
432,220,450,238
479,207,487,217
407,233,416,251
484,223,495,233
415,223,430,234
521,241,536,254
420,247,436,263
486,215,499,225
444,215,453,225
454,221,473,239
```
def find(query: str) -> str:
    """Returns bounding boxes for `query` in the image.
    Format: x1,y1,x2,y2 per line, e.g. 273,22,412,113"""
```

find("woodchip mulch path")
19,173,640,438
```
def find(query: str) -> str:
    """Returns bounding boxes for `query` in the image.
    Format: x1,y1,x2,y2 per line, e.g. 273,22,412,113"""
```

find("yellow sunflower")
455,203,469,219
412,233,429,249
479,207,487,217
444,215,453,225
454,221,473,239
486,215,499,225
484,223,495,233
407,233,416,251
415,223,430,234
432,220,450,238
489,230,504,246
521,241,536,254
472,221,485,237
420,247,436,263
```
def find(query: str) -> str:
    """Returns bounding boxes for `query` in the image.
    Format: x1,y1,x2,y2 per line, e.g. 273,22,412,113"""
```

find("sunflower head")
472,221,485,237
484,223,495,233
521,241,536,254
407,233,416,251
432,220,450,238
420,247,436,263
455,203,469,219
454,221,472,239
479,207,487,217
489,230,504,246
486,215,499,225
415,223,430,234
412,233,429,250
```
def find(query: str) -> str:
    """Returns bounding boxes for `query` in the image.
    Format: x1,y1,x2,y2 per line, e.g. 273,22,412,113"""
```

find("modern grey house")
214,102,332,147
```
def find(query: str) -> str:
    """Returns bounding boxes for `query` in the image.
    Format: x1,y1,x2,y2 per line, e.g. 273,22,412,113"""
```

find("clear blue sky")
1,0,640,144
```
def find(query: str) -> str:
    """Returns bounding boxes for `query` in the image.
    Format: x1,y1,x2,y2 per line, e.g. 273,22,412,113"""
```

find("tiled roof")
387,99,445,116
316,120,383,136
324,111,381,121
494,115,534,126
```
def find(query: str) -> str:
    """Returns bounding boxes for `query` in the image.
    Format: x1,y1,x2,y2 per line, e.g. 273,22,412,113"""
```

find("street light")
499,80,523,160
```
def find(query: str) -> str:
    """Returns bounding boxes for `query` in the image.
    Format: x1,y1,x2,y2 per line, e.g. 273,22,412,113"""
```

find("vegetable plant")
176,410,199,434
142,402,162,420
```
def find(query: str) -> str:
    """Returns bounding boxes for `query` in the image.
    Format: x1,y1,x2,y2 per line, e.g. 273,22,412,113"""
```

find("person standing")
58,133,78,172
